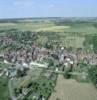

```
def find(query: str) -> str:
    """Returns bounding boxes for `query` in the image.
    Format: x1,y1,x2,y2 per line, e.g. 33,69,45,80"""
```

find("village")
0,0,97,98
0,33,97,100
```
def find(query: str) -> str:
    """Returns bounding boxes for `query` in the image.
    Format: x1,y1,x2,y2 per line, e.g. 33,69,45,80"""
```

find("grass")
50,75,97,100
0,23,16,26
0,21,55,32
64,25,97,34
36,36,48,46
60,36,85,48
16,68,43,89
36,26,70,32
0,63,10,68
0,76,9,100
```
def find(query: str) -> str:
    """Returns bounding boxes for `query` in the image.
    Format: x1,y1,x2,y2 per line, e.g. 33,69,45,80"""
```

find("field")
50,75,97,100
0,19,97,49
0,21,55,32
0,21,97,33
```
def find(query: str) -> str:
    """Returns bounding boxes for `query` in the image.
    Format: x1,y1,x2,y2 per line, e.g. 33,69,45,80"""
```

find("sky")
0,0,97,18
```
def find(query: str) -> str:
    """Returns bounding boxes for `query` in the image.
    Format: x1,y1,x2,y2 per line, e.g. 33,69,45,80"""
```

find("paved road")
1,60,48,69
29,61,48,68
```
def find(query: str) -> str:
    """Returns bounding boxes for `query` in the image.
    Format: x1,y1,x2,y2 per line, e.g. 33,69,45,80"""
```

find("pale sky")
0,0,97,18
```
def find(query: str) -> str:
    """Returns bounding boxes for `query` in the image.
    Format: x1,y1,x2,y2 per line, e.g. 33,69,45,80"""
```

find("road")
47,70,85,75
8,79,17,100
29,61,48,68
0,60,48,69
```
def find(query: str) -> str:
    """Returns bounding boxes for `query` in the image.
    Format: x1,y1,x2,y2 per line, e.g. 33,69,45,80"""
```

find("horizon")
0,17,97,20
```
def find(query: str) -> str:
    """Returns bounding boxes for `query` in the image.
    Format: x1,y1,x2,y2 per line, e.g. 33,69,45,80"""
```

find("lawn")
50,75,97,100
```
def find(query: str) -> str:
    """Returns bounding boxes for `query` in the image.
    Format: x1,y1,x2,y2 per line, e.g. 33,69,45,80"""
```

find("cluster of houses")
0,35,97,79
0,43,97,77
1,35,97,67
0,44,51,78
0,36,15,45
3,44,50,65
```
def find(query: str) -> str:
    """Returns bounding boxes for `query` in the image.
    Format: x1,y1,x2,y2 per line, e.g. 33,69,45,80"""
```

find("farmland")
50,75,97,100
0,19,97,34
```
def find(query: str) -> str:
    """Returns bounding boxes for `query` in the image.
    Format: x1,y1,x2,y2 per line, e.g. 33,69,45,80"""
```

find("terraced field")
50,75,97,100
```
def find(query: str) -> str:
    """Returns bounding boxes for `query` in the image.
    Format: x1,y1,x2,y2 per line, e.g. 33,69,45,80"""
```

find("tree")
88,65,97,87
84,34,97,53
45,42,53,49
48,59,54,67
56,98,61,100
92,35,97,53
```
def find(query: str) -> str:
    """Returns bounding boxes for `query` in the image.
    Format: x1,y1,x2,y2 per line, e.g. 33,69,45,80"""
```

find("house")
22,88,29,96
55,67,59,72
9,69,17,78
64,62,68,68
0,54,4,61
22,62,29,68
4,59,9,64
5,71,9,76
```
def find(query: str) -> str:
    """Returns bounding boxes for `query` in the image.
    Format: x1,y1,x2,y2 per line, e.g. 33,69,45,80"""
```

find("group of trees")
45,42,53,49
15,76,57,100
88,65,97,87
92,35,97,53
0,30,39,51
8,31,37,45
73,61,97,87
84,34,97,53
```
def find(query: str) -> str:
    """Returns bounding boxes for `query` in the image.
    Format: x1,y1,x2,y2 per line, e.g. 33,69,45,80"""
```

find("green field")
0,21,54,32
0,20,97,33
